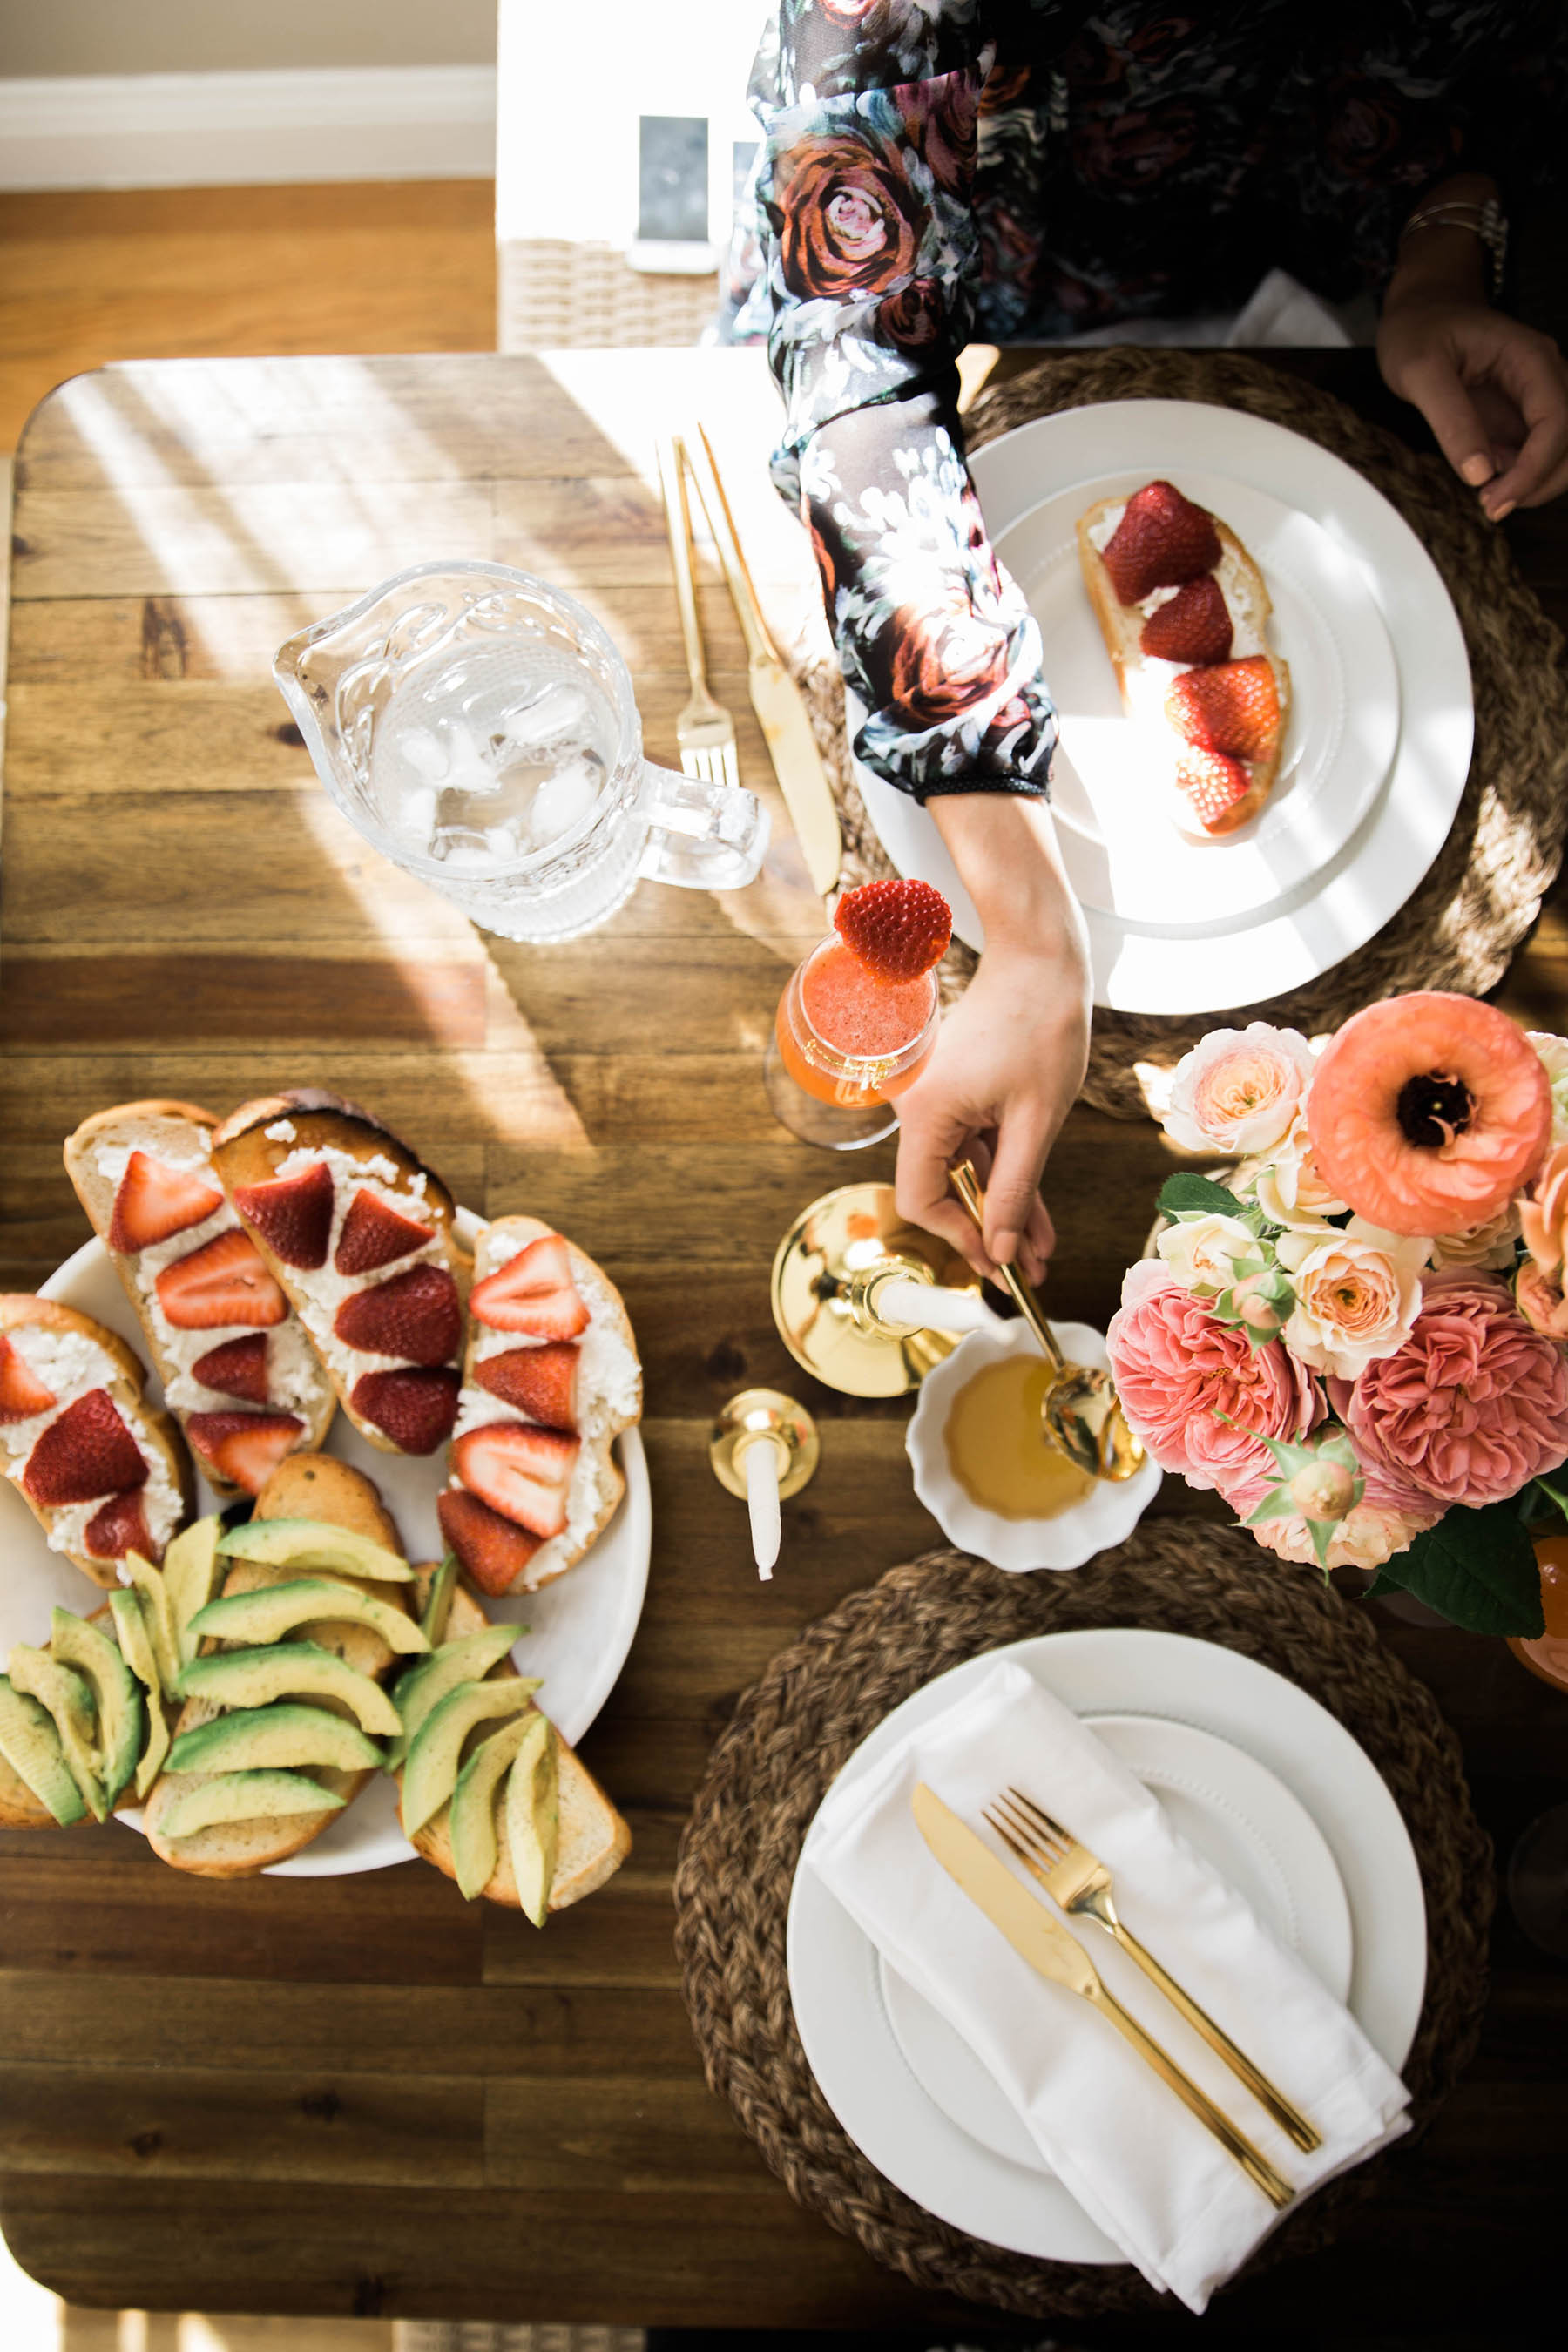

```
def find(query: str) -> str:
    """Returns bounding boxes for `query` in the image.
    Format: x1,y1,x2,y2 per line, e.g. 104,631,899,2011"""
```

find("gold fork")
987,1788,1322,2155
657,433,739,792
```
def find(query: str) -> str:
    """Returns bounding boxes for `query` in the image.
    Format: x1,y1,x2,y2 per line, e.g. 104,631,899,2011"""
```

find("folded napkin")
807,1659,1410,2312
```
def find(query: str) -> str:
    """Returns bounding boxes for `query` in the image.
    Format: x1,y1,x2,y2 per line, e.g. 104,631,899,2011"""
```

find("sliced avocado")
167,1702,384,1777
107,1589,171,1800
160,1516,226,1664
0,1674,89,1826
218,1518,412,1584
49,1608,145,1811
157,1769,346,1840
401,1678,543,1838
7,1645,105,1821
449,1708,543,1899
387,1625,529,1768
505,1713,559,1928
174,1642,402,1736
121,1551,181,1696
419,1554,458,1647
188,1578,429,1657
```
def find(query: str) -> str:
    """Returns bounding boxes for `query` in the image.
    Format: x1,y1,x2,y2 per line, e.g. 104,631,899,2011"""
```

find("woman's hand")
893,793,1091,1284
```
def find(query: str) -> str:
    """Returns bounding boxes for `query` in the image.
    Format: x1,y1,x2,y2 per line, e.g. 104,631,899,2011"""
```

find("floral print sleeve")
746,0,1058,804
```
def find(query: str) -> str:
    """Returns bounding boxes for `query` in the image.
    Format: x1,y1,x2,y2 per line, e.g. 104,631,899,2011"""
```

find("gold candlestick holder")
769,1181,983,1397
708,1388,821,1502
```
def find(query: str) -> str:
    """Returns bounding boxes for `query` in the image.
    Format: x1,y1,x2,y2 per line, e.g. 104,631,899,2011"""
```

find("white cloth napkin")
807,1659,1410,2312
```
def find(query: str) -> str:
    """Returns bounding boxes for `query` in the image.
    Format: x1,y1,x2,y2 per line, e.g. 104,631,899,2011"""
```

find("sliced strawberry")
190,1332,271,1404
1165,656,1281,761
107,1152,224,1254
155,1229,287,1330
1139,575,1233,666
1176,749,1252,833
335,1186,435,1275
185,1409,303,1495
0,1335,57,1423
232,1159,335,1269
84,1488,156,1562
436,1487,543,1597
454,1420,579,1540
351,1367,460,1454
1101,480,1221,606
475,1341,580,1434
834,877,952,984
23,1389,147,1507
469,1234,590,1339
334,1265,461,1367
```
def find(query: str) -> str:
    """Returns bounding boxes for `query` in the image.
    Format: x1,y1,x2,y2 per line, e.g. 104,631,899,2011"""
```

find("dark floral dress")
717,0,1567,805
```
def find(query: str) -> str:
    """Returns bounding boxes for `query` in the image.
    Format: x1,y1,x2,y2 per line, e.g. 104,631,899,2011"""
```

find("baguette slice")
0,1294,193,1587
141,1453,411,1876
63,1099,336,1500
403,1568,631,1912
211,1092,471,1458
1076,497,1291,840
445,1214,642,1596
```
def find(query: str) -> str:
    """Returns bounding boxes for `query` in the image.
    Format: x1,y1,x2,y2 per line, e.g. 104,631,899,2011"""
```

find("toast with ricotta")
64,1099,336,1500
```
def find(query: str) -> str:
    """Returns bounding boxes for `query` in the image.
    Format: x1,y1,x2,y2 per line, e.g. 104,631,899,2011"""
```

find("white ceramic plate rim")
24,1210,652,1876
787,1625,1426,2262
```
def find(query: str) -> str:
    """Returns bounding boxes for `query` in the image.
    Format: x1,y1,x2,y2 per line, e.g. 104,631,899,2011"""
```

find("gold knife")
683,422,842,899
912,1784,1294,2209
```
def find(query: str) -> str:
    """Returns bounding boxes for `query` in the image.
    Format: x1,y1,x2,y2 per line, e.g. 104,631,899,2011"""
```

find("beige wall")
0,0,497,77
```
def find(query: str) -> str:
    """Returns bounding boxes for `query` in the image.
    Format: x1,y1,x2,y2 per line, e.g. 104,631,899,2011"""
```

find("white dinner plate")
3,1209,652,1876
855,397,1472,1014
787,1626,1426,2263
879,1710,1353,2176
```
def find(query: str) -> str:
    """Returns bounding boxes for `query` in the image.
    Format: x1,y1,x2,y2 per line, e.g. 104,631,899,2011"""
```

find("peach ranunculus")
1342,1270,1568,1507
1155,1212,1260,1295
1240,1112,1348,1228
1529,1031,1568,1143
1520,1141,1568,1284
1106,1260,1320,1495
1516,1258,1568,1340
1164,1024,1316,1158
1276,1220,1429,1382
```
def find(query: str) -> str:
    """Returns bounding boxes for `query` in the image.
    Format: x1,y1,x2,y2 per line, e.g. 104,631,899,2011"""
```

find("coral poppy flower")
1307,992,1551,1237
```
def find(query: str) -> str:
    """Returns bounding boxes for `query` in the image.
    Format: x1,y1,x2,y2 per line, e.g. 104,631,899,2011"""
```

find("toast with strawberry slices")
64,1101,337,1500
0,1295,193,1585
440,1215,642,1597
1076,479,1291,840
209,1092,472,1459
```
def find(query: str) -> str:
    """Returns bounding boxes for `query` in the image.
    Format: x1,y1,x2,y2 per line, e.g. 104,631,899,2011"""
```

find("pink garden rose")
1164,1023,1315,1157
1107,1260,1320,1494
1342,1269,1568,1506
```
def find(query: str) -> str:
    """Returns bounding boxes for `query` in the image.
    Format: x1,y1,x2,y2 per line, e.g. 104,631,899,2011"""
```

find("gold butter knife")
912,1783,1294,2210
686,421,842,899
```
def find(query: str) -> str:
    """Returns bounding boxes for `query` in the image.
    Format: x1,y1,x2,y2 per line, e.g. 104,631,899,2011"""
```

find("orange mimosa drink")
766,879,950,1148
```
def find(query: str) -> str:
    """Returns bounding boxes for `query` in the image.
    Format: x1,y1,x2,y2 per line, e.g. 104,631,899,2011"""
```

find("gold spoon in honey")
948,1160,1146,1484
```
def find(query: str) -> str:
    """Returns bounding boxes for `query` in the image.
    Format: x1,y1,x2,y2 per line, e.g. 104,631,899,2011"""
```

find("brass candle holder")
769,1181,985,1397
709,1388,821,1578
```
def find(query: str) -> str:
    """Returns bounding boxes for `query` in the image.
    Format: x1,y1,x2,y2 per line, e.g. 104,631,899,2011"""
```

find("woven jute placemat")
672,1526,1490,2322
790,346,1568,1118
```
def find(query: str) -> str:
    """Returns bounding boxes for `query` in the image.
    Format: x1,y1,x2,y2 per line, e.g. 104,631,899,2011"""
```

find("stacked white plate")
787,1628,1426,2262
853,398,1474,1013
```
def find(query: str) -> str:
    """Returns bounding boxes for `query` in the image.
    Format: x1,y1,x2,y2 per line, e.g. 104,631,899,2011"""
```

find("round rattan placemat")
672,1525,1490,2321
789,347,1568,1118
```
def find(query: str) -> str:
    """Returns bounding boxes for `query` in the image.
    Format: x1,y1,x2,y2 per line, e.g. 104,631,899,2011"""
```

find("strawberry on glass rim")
767,880,950,1151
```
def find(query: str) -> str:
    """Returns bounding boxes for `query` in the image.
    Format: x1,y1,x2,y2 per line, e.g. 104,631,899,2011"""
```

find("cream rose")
1247,1112,1349,1229
1429,1200,1522,1271
1530,1031,1568,1144
1156,1212,1260,1294
1164,1024,1316,1157
1281,1220,1429,1381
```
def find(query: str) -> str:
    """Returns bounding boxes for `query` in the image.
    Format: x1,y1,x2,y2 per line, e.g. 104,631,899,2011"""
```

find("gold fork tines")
657,434,739,793
989,1788,1322,2156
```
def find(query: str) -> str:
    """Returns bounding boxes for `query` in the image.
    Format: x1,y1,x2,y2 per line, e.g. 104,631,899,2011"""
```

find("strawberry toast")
64,1101,337,1499
440,1216,642,1597
1076,478,1291,839
0,1295,193,1581
211,1092,471,1458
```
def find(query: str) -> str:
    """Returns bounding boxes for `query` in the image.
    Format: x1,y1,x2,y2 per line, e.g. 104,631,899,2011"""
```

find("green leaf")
1159,1173,1244,1220
1530,1474,1568,1525
1369,1501,1546,1637
1362,1569,1400,1601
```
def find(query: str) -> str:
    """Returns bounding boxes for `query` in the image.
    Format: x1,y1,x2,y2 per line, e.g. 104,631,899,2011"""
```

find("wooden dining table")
0,345,1565,2336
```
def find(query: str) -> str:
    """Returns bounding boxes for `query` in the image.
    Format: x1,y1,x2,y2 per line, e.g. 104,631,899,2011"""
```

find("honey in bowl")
944,1353,1095,1520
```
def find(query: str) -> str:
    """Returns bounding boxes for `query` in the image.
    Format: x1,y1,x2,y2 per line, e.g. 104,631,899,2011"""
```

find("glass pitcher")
274,562,768,943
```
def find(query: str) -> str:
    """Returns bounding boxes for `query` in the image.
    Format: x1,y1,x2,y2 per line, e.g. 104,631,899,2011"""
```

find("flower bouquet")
1107,991,1568,1635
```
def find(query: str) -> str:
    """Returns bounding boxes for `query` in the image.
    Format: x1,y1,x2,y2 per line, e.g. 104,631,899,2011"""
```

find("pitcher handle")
633,761,769,893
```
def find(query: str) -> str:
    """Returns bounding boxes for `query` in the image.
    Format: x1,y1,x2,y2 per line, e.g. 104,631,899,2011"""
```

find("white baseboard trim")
0,64,497,191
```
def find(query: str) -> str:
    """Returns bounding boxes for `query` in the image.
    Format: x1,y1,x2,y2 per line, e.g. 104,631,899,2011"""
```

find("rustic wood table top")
1,347,1565,2336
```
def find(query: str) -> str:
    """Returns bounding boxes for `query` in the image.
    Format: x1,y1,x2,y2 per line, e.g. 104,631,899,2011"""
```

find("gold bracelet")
1399,196,1507,297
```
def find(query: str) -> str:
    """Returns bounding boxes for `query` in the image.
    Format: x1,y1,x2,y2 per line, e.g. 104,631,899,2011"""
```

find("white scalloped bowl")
907,1315,1162,1571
